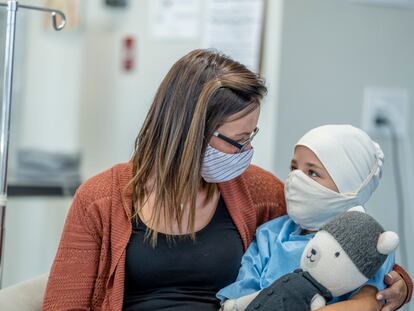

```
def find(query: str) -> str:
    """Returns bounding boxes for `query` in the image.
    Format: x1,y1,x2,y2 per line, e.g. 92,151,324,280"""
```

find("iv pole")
0,0,66,287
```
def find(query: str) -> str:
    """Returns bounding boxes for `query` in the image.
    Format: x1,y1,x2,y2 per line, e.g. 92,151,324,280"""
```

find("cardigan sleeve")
268,177,286,220
42,193,101,310
393,263,413,308
254,172,287,226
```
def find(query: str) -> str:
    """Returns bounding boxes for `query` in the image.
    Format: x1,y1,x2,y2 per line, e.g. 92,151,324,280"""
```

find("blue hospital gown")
217,215,395,304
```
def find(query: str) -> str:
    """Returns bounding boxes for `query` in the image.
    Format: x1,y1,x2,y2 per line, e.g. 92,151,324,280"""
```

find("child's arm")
217,238,264,303
315,285,383,311
217,218,288,303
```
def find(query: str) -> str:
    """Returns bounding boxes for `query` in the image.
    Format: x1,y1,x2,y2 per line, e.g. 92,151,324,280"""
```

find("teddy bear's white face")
300,230,368,297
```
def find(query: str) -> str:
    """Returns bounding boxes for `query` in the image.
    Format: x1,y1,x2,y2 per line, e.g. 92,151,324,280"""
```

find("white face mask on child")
285,170,360,230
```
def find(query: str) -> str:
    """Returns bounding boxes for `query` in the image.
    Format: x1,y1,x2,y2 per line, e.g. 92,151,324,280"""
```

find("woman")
42,49,412,310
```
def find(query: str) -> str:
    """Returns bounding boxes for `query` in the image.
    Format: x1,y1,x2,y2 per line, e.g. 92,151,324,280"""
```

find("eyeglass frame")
213,127,259,152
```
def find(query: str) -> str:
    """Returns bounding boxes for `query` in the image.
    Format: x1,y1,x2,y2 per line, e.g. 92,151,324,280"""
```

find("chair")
0,274,48,311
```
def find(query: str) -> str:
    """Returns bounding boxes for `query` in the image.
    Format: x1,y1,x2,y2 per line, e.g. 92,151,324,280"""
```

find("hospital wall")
1,2,413,309
78,0,283,179
2,0,284,287
274,2,414,311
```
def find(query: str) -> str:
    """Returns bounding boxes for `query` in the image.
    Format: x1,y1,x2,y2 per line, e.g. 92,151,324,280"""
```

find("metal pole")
0,0,17,288
0,0,65,288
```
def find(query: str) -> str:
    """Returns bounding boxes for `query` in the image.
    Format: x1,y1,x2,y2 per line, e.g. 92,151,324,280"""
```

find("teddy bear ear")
377,231,399,255
347,206,365,213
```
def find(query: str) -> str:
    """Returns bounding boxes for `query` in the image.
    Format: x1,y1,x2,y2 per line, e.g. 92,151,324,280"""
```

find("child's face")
290,145,339,192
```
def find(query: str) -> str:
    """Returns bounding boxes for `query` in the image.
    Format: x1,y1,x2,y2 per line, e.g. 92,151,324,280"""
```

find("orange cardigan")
42,162,412,310
43,163,286,310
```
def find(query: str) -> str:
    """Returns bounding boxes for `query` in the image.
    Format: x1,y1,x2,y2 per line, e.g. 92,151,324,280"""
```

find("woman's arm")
377,265,413,311
317,286,384,311
42,194,101,310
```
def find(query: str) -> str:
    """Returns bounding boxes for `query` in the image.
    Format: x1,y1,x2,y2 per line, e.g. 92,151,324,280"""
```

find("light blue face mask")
200,145,254,183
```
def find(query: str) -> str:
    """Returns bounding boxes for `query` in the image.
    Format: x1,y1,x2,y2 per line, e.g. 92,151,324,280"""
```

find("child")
217,124,393,310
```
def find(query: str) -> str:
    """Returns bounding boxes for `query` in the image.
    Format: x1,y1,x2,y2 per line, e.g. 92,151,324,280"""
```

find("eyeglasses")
213,127,259,152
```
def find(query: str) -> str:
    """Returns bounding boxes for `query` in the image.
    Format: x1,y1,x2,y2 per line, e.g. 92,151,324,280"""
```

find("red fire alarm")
122,36,135,72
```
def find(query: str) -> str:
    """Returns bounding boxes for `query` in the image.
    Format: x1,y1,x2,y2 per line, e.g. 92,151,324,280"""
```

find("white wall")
79,0,197,178
253,0,285,172
275,1,414,309
2,0,284,179
79,0,285,178
2,0,285,286
17,0,82,155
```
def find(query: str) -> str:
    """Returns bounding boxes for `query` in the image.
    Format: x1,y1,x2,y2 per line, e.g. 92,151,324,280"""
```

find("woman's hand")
316,285,383,311
376,271,407,311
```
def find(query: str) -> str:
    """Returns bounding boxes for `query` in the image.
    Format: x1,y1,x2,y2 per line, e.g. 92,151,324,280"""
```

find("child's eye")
290,165,297,171
309,170,319,178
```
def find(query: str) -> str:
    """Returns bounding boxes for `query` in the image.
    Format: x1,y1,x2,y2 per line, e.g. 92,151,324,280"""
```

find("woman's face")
290,145,339,192
209,106,261,154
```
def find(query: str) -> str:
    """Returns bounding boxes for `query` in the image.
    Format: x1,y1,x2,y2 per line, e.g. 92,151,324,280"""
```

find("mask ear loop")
341,150,383,197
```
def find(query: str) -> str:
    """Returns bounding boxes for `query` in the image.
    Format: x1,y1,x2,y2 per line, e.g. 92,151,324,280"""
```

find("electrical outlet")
361,87,409,138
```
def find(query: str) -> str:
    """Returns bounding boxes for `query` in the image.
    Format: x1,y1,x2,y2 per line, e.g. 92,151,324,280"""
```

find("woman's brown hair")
129,49,267,245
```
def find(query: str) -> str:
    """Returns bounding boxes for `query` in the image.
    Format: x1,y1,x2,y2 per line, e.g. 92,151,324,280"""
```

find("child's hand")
221,291,261,311
377,271,407,311
222,299,237,311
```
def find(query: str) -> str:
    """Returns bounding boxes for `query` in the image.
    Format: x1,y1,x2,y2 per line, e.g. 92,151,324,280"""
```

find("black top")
123,197,244,311
245,269,333,311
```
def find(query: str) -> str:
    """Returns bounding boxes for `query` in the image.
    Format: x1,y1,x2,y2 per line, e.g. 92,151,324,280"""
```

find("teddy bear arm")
310,293,326,310
222,291,262,311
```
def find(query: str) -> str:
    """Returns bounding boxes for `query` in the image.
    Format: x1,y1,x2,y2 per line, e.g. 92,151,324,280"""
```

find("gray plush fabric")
321,211,386,279
245,269,332,311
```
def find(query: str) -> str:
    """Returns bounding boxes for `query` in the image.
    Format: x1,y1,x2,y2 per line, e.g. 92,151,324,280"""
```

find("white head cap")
296,124,384,204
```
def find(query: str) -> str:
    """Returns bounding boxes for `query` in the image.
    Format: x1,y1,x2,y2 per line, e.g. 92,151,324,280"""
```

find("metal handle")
0,2,67,31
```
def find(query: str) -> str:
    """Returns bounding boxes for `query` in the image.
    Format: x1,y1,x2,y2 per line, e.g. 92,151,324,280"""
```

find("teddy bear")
223,211,399,311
